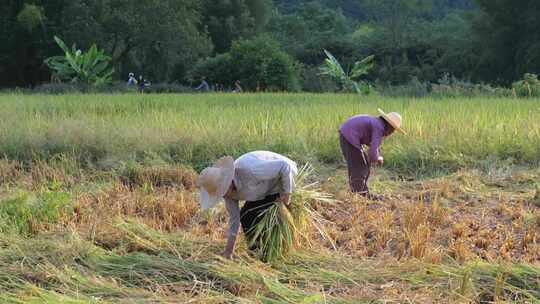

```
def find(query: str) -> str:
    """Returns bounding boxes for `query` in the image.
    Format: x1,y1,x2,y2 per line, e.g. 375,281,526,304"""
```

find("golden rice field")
0,93,538,303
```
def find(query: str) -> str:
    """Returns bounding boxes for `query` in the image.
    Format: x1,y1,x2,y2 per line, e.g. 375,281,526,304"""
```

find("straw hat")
197,156,235,210
378,108,406,134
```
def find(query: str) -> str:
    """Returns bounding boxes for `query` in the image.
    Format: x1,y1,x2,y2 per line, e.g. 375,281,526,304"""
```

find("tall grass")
0,93,538,175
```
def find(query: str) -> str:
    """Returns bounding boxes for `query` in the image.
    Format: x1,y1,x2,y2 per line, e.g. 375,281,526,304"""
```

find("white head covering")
197,156,235,210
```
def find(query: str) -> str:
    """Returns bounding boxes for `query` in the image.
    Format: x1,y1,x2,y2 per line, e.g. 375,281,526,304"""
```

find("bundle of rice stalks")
249,164,337,262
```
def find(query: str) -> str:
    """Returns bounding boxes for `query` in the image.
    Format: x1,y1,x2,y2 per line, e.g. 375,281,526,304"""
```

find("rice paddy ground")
0,93,538,303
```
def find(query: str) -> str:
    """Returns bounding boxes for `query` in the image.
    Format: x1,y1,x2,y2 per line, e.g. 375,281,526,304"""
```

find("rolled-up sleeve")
224,199,240,238
369,129,384,162
279,160,298,194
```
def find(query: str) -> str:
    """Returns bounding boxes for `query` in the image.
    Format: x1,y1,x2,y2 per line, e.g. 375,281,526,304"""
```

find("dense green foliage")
201,0,272,53
319,50,374,94
1,0,211,86
513,73,540,97
1,0,539,90
191,35,300,91
473,0,540,84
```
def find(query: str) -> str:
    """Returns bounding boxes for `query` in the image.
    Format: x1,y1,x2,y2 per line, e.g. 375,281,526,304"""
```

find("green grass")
0,189,71,235
0,93,539,175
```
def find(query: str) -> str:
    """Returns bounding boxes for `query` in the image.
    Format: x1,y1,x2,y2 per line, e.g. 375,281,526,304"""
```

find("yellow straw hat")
197,156,235,210
378,108,406,134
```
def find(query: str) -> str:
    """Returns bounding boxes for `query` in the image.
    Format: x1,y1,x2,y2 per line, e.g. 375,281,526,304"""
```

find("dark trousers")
339,133,370,194
240,193,280,251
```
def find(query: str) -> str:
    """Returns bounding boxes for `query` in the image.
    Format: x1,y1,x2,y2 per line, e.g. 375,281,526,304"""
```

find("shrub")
376,77,430,97
432,73,510,97
189,54,234,89
512,73,540,97
230,35,300,91
190,35,300,91
299,65,339,92
144,83,194,94
377,74,511,98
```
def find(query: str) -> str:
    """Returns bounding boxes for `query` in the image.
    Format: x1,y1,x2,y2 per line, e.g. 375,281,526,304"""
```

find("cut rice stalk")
249,163,338,261
249,203,298,262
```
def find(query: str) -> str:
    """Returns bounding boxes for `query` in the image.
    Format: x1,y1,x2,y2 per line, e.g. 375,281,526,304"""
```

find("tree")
191,36,300,91
363,0,433,50
266,2,354,65
189,53,234,87
0,1,49,87
0,0,212,87
319,50,374,93
351,0,480,84
273,0,367,20
246,0,273,32
16,4,45,32
229,35,300,91
471,0,540,84
201,0,272,54
72,0,212,82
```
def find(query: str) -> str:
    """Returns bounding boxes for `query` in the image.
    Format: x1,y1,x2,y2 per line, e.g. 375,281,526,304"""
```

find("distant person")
233,80,243,93
138,75,150,93
339,109,405,200
196,77,210,92
127,73,138,87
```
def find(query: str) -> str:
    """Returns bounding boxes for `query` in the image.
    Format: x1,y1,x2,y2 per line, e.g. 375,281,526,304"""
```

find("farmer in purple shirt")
339,109,405,199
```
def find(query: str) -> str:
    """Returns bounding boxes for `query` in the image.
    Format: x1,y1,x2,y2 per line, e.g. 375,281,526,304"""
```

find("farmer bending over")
339,109,405,200
197,151,298,259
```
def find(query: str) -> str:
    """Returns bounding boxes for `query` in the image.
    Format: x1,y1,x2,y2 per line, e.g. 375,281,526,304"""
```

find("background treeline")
1,0,539,91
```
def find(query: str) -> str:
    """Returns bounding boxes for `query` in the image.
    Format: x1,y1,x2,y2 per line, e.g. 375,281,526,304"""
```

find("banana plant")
319,49,374,94
44,36,114,86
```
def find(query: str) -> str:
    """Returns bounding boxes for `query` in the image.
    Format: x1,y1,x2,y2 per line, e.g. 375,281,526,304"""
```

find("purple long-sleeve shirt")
339,115,386,162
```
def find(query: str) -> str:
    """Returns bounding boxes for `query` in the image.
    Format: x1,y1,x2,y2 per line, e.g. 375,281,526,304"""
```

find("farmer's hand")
280,193,291,206
377,156,384,166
